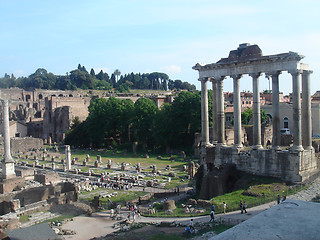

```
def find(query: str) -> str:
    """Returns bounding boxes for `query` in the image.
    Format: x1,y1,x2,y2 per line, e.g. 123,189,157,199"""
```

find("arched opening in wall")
266,140,271,147
69,94,73,97
283,117,289,129
51,95,56,97
38,94,43,100
58,94,63,97
25,94,31,101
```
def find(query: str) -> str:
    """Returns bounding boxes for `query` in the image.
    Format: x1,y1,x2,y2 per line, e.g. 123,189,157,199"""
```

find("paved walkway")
61,177,320,239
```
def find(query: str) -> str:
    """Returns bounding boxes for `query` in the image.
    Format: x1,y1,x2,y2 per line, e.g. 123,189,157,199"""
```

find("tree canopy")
65,91,201,152
0,65,196,92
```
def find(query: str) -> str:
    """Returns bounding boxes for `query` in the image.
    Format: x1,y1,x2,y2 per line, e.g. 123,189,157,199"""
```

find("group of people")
126,202,141,221
239,201,247,214
277,195,287,204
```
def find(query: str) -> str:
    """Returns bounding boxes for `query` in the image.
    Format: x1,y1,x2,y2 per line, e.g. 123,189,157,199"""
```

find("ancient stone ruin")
193,43,319,198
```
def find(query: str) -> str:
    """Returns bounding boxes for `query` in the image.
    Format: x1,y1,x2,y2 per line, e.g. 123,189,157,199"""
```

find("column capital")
267,71,282,78
216,76,226,82
289,69,303,76
210,77,217,83
230,74,242,80
199,77,209,82
249,72,261,79
302,70,313,75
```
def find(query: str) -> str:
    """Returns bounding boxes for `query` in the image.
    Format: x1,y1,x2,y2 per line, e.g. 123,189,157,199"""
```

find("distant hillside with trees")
0,64,196,92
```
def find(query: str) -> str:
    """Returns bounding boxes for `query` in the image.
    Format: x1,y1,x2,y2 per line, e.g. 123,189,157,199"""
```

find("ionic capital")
198,77,209,83
268,71,282,78
289,69,303,76
216,76,226,82
230,74,242,80
302,70,313,75
249,72,261,79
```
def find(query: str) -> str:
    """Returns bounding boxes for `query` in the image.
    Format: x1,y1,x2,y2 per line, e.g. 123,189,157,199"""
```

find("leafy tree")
69,69,94,89
241,108,268,125
133,98,158,146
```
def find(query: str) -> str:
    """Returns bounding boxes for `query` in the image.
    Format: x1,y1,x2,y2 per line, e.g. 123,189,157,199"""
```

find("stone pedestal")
121,162,127,171
94,161,100,168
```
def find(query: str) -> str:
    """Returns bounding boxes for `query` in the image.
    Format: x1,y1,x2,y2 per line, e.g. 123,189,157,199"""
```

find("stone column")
250,73,263,149
211,78,218,144
1,99,16,179
302,70,313,150
200,78,210,146
290,70,304,151
65,145,71,170
271,71,281,149
232,74,242,148
217,76,226,145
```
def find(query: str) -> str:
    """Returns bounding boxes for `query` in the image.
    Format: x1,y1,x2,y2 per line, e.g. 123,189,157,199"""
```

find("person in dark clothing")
243,201,247,213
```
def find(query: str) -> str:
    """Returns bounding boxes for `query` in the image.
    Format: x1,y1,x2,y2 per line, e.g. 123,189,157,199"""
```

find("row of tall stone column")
200,69,313,151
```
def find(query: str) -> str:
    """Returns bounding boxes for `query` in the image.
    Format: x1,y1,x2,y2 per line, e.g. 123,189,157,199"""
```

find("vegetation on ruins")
0,64,196,92
65,91,202,152
146,176,307,218
241,108,268,125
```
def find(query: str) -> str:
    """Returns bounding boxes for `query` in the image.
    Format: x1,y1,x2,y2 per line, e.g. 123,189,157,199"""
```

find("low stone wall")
0,137,43,154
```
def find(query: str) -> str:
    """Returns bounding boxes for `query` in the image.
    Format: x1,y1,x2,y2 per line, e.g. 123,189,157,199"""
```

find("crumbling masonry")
193,43,318,183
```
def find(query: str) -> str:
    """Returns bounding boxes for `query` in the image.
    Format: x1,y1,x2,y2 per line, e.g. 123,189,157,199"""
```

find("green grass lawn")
146,175,307,217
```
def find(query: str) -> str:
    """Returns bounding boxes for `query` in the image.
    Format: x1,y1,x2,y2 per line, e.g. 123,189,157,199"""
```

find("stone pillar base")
303,146,314,151
216,143,226,148
2,162,16,179
233,144,243,149
252,145,263,150
291,145,304,152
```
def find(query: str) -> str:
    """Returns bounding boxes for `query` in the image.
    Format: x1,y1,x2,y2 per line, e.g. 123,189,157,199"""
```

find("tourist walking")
209,210,215,222
189,219,195,232
277,195,281,204
223,202,227,214
243,201,247,213
239,201,243,214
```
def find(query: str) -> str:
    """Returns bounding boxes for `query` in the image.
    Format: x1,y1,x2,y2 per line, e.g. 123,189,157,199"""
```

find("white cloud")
159,65,181,74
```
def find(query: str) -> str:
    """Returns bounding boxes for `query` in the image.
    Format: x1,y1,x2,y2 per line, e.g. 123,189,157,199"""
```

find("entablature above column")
194,51,309,80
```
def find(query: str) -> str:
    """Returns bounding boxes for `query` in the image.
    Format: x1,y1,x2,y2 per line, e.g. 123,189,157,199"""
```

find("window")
15,133,21,137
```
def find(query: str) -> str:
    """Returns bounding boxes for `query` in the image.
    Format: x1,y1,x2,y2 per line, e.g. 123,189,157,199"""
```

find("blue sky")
1,0,319,94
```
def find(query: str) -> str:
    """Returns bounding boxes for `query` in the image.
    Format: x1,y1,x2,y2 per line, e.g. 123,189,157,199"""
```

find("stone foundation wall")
208,146,318,183
0,182,78,216
0,137,43,154
0,178,25,194
34,171,60,185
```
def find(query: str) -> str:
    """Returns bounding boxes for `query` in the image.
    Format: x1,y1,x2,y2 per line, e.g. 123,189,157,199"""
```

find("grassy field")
145,175,307,217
